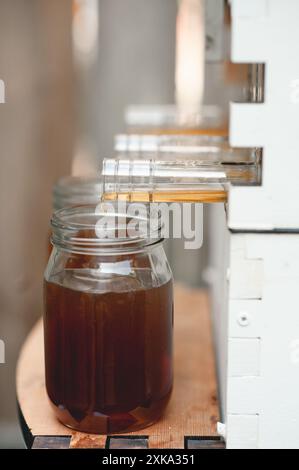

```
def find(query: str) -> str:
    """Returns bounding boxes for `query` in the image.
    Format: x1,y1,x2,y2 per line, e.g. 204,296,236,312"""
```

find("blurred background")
0,0,247,447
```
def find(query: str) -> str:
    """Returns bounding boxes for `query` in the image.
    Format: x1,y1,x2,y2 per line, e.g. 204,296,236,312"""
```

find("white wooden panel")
229,236,263,299
225,233,299,448
207,205,230,420
227,377,260,414
228,338,261,377
229,103,266,147
229,0,299,230
230,0,269,18
226,414,259,449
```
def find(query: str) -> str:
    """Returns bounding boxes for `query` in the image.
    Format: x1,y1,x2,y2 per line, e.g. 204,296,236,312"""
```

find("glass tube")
101,147,261,204
115,133,226,156
248,64,265,103
124,104,228,136
114,134,258,163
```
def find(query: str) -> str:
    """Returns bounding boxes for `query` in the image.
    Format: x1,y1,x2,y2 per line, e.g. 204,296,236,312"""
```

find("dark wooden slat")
186,436,225,450
32,436,71,449
107,437,149,449
18,402,34,449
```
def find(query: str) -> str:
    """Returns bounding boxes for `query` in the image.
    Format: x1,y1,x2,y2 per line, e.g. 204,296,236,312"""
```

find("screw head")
238,312,250,327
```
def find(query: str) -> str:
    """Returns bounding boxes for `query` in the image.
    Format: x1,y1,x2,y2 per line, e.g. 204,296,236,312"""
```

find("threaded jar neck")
51,204,163,255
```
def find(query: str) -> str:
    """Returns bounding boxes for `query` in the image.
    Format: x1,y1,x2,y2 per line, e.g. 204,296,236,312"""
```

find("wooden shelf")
17,284,222,449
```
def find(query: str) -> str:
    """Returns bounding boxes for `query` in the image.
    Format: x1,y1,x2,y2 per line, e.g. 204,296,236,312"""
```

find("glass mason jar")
47,176,103,256
53,176,103,212
44,204,174,434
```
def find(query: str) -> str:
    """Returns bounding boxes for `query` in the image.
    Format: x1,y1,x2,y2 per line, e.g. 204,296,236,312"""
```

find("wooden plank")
70,433,107,449
16,318,72,438
17,285,220,449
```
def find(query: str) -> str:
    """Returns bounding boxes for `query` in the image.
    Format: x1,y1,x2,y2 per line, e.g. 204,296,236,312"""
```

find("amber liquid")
44,277,173,434
102,189,228,204
129,127,228,137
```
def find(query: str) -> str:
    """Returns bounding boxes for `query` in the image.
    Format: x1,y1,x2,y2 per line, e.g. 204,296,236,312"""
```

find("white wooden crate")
209,0,299,448
209,210,299,448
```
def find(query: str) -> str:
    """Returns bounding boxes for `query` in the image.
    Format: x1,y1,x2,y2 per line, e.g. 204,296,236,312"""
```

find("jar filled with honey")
44,204,173,434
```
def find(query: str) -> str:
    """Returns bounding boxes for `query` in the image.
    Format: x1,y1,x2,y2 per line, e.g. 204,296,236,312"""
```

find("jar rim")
51,203,163,254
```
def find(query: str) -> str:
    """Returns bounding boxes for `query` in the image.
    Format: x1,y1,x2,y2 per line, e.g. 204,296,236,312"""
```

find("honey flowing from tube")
102,188,227,204
129,127,228,137
101,153,260,205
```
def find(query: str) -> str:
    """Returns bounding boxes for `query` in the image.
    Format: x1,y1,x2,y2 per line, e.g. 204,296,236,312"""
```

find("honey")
128,127,228,137
102,188,227,204
44,278,173,434
44,205,174,434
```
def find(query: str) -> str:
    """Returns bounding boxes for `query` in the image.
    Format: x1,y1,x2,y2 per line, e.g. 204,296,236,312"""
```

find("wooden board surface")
16,285,220,449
